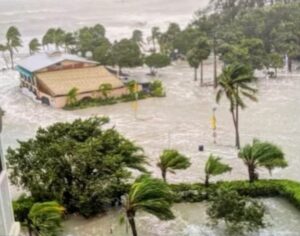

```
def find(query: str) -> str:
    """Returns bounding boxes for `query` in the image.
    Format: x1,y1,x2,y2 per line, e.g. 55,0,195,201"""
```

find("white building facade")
0,108,20,236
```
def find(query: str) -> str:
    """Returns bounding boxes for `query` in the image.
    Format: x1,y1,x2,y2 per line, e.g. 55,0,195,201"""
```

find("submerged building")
16,52,128,108
0,108,20,236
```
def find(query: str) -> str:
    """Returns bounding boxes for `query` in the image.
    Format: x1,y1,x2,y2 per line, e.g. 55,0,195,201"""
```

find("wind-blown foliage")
207,188,266,235
7,117,147,217
157,149,191,182
205,155,232,186
216,64,257,149
98,83,113,99
29,38,41,55
29,202,64,236
66,87,78,106
239,139,287,182
3,26,22,68
122,175,175,236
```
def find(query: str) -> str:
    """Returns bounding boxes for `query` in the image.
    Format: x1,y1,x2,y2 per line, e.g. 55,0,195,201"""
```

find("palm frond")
127,175,175,221
205,154,232,176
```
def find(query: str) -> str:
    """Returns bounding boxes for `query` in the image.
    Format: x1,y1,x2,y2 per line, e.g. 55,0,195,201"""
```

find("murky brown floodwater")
63,199,300,236
2,60,300,235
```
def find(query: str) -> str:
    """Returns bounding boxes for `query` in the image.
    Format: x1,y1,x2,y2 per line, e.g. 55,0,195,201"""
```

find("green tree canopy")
207,188,266,235
145,53,170,75
112,39,143,72
7,117,147,217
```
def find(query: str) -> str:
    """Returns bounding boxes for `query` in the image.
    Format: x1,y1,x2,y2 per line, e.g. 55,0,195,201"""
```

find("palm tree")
157,149,191,182
239,139,288,183
216,64,257,149
66,87,78,106
29,201,64,236
29,38,41,55
122,175,175,236
204,154,232,187
98,83,113,99
6,26,22,68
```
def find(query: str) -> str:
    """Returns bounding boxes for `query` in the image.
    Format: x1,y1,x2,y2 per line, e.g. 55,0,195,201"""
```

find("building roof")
36,66,125,96
17,52,98,72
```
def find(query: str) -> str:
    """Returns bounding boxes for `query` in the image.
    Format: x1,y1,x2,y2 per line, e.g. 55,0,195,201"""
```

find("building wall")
0,131,20,236
52,86,129,108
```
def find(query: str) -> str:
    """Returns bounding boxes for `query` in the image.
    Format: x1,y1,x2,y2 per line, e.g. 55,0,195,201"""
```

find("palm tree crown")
29,201,64,236
157,149,191,182
204,154,232,186
123,175,175,236
239,139,288,182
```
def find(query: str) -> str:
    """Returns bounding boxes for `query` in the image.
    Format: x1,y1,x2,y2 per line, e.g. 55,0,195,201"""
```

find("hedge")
170,179,300,211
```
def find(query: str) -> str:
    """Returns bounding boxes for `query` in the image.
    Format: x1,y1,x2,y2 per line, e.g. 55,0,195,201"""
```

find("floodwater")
0,0,209,43
1,0,300,235
2,61,300,235
63,199,300,236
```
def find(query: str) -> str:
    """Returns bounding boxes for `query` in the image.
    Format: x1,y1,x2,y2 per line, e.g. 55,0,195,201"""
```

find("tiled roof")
36,66,125,96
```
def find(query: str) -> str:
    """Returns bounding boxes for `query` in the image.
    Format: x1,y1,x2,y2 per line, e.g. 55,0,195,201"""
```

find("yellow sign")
211,115,216,130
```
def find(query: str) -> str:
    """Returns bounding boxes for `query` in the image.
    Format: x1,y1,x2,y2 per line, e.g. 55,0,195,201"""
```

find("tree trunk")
248,164,256,183
235,103,240,149
231,108,240,149
127,214,138,236
162,169,167,182
9,48,14,69
200,61,204,86
205,174,209,187
28,225,33,236
288,57,292,72
194,67,197,81
275,67,277,78
213,36,217,89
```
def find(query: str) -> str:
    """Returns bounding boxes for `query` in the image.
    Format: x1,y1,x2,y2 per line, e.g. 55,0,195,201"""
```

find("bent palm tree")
6,26,22,68
29,38,41,55
99,83,113,99
157,149,191,182
239,139,287,182
204,154,232,187
66,87,78,106
216,64,257,149
29,201,64,236
122,175,175,236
